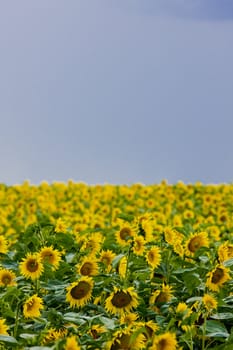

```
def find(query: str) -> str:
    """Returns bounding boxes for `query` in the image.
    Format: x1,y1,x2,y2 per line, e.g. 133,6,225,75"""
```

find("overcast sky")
0,1,233,185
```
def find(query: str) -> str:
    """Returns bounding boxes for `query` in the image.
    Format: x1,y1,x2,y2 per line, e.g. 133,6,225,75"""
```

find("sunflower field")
1,180,233,350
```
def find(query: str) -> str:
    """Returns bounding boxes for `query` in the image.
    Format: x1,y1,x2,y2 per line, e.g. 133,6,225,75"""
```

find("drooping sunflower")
206,265,231,292
152,332,177,350
0,318,9,335
202,294,218,312
0,235,8,254
105,286,139,315
77,257,99,276
146,246,161,269
39,246,62,270
144,320,159,341
42,327,68,345
132,235,145,256
0,269,17,287
150,285,173,306
64,335,81,350
115,224,135,247
107,328,146,350
118,256,127,279
186,231,209,255
89,324,106,339
19,252,44,280
66,276,94,308
23,294,44,318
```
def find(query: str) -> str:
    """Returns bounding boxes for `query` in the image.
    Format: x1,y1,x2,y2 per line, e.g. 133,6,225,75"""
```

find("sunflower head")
152,332,177,350
0,235,8,254
19,253,44,280
77,257,99,276
115,224,135,246
99,250,116,272
206,265,231,292
39,246,62,270
23,294,44,318
66,276,94,308
150,285,173,306
105,287,139,315
202,294,218,312
108,328,146,350
0,269,17,287
132,236,145,256
64,335,81,350
146,246,161,269
0,319,9,335
186,232,209,255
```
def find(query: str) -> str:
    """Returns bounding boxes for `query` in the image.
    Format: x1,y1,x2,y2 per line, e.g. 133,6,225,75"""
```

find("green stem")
202,315,207,350
124,244,132,286
13,301,21,338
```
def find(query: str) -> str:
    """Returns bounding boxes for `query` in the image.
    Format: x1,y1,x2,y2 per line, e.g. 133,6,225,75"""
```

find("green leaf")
27,347,52,350
211,313,233,320
0,335,18,344
204,320,229,338
223,258,233,267
19,333,37,339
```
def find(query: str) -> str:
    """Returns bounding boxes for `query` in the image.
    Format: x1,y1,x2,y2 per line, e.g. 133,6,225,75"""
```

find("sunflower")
202,294,218,312
0,269,17,287
77,257,99,276
120,312,138,326
176,302,191,318
42,327,68,344
146,246,161,269
19,253,44,280
150,285,173,306
80,232,103,255
66,276,94,308
105,286,139,315
64,335,81,350
54,217,67,233
164,227,177,245
141,219,154,242
218,241,233,263
23,294,44,318
132,235,145,256
206,265,231,291
144,320,159,340
39,246,62,270
152,332,177,350
107,328,146,350
99,249,116,272
0,318,9,335
118,256,127,279
186,231,209,255
89,324,106,339
0,235,8,254
115,224,135,247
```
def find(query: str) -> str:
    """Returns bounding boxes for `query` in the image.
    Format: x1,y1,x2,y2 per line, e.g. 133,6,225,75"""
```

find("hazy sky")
0,1,233,185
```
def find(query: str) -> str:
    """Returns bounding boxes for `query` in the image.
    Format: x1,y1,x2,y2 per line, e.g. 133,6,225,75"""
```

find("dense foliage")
1,180,233,349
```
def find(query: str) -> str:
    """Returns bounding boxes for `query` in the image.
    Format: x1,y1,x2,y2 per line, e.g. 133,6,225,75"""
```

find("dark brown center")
211,268,224,284
80,263,92,276
26,259,39,272
70,281,90,299
111,291,132,308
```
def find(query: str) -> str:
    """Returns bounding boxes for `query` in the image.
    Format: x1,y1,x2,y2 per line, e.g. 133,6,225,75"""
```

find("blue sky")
0,1,233,185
